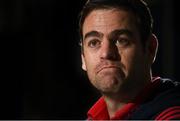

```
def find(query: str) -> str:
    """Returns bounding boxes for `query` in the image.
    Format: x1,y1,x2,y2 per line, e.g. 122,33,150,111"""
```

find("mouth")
97,65,121,74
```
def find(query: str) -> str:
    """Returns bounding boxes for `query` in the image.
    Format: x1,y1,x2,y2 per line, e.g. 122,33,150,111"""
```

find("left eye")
115,38,129,47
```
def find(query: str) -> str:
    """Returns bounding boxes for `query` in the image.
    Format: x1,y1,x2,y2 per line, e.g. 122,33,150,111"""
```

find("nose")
100,40,120,61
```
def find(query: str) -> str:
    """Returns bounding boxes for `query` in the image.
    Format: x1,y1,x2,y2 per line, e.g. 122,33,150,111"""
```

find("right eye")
87,39,101,48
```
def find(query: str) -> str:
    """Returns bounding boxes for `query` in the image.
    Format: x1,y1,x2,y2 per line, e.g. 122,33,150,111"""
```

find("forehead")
82,9,137,37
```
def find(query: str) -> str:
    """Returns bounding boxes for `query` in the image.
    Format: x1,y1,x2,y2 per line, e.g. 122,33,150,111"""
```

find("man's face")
81,9,152,94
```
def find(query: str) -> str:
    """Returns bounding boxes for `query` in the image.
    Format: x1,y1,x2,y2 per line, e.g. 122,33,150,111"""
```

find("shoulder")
154,78,180,102
150,78,180,110
155,106,180,120
128,77,180,119
151,78,180,119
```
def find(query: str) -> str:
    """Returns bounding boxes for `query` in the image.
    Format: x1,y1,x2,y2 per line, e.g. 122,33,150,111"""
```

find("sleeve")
155,106,180,120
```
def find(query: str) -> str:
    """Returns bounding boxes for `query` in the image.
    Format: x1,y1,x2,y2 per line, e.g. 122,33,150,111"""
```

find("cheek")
121,48,134,61
84,53,101,82
85,60,98,83
130,50,146,70
84,53,98,73
121,48,141,70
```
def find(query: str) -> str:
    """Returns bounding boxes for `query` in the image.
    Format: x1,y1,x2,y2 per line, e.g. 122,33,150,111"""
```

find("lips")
96,65,121,74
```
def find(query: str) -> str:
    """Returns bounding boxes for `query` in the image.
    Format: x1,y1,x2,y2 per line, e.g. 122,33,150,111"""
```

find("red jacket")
87,77,180,120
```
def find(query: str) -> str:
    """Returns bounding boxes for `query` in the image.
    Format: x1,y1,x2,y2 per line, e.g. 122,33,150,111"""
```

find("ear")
148,34,158,63
81,54,87,71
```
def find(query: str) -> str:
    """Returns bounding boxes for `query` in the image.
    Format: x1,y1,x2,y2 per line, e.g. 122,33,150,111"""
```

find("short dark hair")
79,0,153,47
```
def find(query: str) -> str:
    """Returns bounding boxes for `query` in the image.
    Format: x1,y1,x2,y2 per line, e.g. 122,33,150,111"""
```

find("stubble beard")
93,69,125,95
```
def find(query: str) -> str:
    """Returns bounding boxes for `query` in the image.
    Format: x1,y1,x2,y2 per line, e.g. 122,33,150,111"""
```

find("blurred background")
1,0,179,119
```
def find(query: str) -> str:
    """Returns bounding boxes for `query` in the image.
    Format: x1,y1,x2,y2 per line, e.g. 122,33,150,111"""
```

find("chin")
100,87,120,95
92,72,124,94
96,79,122,94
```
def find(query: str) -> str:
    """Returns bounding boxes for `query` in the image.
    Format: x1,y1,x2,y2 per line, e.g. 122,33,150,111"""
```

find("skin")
81,9,158,118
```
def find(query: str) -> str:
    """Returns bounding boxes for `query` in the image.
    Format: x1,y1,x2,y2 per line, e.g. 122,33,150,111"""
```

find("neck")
104,96,126,118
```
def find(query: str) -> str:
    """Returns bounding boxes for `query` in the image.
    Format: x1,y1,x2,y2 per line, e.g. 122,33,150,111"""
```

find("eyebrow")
83,29,133,42
108,29,133,39
83,31,103,41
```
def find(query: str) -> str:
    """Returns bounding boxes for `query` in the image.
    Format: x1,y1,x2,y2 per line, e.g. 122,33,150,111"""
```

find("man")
78,0,180,120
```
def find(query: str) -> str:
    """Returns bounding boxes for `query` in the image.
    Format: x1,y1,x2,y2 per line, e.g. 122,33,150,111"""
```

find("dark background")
0,0,179,119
